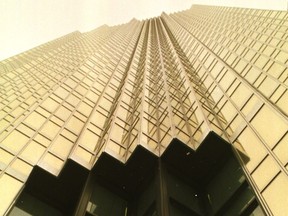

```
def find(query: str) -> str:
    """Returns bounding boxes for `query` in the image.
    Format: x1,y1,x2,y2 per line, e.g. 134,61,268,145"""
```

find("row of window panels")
204,33,288,83
188,6,287,31
109,95,202,140
0,125,95,177
188,10,288,44
101,85,140,145
221,99,288,172
109,125,202,159
106,40,139,61
82,34,111,47
173,14,284,62
185,59,287,161
235,129,288,215
1,95,91,161
0,65,61,95
145,106,205,145
170,93,199,114
108,25,140,45
0,173,24,215
214,43,288,81
89,45,129,69
171,104,202,129
0,61,87,115
0,90,57,134
173,28,288,119
161,64,191,87
205,20,288,42
226,9,287,27
201,60,283,111
175,20,287,70
213,18,287,48
90,91,134,138
120,116,141,144
1,112,82,155
0,67,100,132
208,55,287,116
249,104,287,157
212,5,284,19
0,34,79,74
165,84,196,107
0,142,73,185
57,60,128,105
81,35,136,67
207,34,288,70
79,118,207,165
0,125,66,164
177,28,283,90
104,121,174,160
193,58,288,151
0,149,33,182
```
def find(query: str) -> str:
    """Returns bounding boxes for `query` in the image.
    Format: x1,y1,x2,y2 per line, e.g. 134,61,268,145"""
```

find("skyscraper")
0,4,287,215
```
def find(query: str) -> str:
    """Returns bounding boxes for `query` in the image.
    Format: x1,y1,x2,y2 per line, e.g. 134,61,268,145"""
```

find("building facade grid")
0,4,287,215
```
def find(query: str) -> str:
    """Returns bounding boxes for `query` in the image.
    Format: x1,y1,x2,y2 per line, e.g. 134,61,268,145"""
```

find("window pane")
251,106,287,148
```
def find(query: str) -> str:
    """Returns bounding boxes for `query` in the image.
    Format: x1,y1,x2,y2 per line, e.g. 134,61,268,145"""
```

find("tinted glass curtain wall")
0,5,287,216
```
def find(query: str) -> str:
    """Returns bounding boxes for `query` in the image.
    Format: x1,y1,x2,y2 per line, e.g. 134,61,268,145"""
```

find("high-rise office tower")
0,4,287,216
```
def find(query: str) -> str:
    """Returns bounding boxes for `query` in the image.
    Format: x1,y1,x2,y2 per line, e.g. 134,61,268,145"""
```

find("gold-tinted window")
41,97,59,113
273,133,288,168
245,67,261,84
276,90,288,115
262,173,288,215
66,116,84,135
2,130,29,153
55,106,71,121
50,135,73,159
10,158,33,178
258,77,278,98
41,153,64,174
251,105,287,148
40,121,61,140
231,83,252,108
0,174,23,215
237,127,267,172
80,130,99,151
251,156,280,190
54,86,69,99
73,146,93,164
0,148,14,166
24,112,46,129
20,141,46,164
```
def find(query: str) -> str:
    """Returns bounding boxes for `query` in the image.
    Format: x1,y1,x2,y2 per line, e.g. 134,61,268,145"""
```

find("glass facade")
0,4,287,215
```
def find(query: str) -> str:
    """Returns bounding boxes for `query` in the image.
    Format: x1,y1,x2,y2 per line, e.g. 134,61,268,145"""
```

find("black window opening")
8,132,265,216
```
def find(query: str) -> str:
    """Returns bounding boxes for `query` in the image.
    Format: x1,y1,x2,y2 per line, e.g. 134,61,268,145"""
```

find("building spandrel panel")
0,4,287,216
